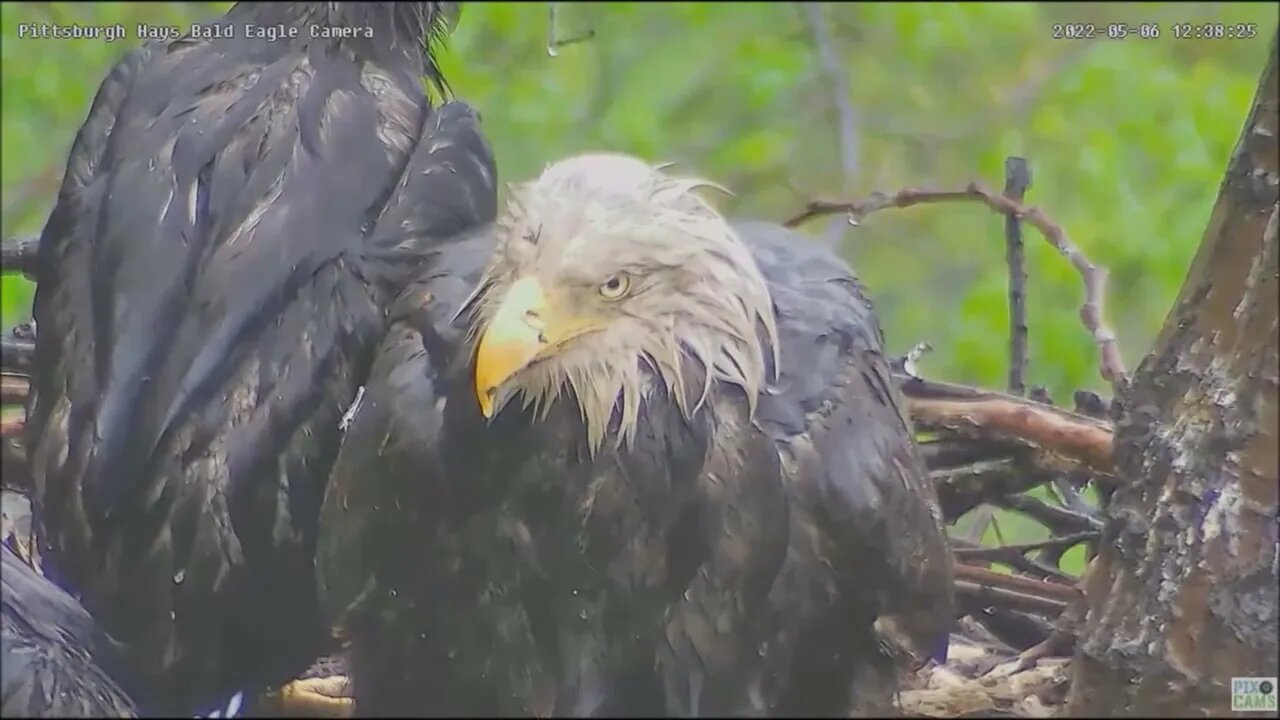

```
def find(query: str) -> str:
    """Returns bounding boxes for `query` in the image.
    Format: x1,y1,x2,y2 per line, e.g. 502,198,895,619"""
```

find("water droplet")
571,589,579,596
578,610,588,621
173,569,186,584
170,610,176,620
389,588,398,597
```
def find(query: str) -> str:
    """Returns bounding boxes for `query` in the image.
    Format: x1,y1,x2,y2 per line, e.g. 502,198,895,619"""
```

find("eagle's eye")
598,273,631,300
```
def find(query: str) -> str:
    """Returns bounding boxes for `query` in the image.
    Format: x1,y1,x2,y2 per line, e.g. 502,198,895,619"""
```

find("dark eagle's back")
739,220,955,714
26,3,496,712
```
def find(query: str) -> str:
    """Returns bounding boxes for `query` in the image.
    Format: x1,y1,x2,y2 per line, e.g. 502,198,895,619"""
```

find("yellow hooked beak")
476,276,588,418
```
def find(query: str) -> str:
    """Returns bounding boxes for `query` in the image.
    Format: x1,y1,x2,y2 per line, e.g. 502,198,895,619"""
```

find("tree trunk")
1067,32,1279,717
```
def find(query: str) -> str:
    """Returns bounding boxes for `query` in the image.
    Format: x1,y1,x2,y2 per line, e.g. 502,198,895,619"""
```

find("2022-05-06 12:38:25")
1051,22,1260,40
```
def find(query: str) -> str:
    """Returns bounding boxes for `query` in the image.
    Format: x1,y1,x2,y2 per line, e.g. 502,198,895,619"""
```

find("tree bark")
1067,31,1279,717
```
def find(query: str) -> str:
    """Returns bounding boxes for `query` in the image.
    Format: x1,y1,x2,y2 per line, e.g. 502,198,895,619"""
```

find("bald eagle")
2,544,137,718
318,154,955,716
24,2,496,713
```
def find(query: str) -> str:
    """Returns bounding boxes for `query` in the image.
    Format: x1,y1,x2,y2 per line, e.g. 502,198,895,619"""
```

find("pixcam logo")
1232,677,1277,713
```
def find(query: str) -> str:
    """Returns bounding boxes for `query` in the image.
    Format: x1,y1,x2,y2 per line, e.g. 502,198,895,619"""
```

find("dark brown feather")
25,3,494,713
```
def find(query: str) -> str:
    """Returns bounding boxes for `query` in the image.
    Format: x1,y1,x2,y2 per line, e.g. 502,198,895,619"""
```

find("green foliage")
1,3,1275,549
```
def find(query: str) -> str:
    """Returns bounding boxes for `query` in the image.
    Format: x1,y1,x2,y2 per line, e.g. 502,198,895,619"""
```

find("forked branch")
787,181,1128,389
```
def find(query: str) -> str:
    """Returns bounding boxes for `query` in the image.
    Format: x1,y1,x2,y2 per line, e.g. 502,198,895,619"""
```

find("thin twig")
1,235,39,280
1002,157,1031,396
996,494,1103,534
952,538,1077,585
954,531,1100,560
989,514,1008,547
1050,475,1095,517
960,505,997,543
787,183,1128,388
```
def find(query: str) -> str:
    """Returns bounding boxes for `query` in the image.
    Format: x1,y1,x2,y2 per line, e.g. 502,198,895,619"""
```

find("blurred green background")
2,3,1276,560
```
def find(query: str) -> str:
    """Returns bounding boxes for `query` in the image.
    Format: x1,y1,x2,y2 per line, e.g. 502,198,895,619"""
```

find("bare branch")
1,373,29,405
788,183,1128,389
995,494,1102,534
930,455,1052,523
956,563,1080,599
1049,475,1096,518
956,580,1068,618
958,505,997,543
899,375,1115,474
1,335,34,374
2,235,40,279
952,537,1077,585
953,531,1099,561
1002,158,1032,396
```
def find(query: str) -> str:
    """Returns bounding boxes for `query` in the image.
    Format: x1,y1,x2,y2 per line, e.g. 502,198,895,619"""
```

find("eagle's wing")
315,225,498,713
741,220,955,711
1,545,138,718
27,20,496,709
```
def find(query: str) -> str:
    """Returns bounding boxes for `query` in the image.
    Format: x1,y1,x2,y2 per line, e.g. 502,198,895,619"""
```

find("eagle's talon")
269,675,354,718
